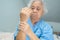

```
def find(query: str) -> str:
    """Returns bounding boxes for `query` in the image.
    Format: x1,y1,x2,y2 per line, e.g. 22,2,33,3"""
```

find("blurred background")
0,0,60,32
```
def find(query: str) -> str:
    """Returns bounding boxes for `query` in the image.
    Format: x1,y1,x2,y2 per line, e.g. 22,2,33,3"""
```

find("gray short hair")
27,0,48,15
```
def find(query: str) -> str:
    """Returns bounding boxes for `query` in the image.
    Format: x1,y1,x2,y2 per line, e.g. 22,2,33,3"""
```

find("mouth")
31,15,38,20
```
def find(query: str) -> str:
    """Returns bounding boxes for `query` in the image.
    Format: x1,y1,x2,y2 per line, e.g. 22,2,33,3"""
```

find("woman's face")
30,1,44,21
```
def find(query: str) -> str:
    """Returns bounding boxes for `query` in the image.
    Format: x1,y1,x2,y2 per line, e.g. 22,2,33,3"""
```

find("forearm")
28,30,40,40
16,31,26,40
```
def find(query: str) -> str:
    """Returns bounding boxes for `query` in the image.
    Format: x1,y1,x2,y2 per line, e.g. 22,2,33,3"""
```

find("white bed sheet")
0,32,60,40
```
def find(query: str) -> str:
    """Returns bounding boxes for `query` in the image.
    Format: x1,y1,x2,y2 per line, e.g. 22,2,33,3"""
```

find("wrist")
28,29,33,37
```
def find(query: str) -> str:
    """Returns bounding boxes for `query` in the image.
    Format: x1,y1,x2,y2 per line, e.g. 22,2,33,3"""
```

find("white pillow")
53,34,59,40
0,32,14,40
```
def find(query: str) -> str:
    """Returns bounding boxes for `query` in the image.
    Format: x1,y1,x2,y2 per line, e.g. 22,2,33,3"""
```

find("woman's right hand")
20,7,32,22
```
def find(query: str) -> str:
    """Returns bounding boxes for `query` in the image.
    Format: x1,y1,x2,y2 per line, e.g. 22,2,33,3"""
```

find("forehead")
31,1,42,7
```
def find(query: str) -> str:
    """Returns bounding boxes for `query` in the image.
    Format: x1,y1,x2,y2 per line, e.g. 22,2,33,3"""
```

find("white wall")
0,0,60,32
0,0,25,32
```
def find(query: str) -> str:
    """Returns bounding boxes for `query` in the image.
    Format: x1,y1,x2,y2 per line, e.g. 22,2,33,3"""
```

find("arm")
28,30,40,40
16,7,32,40
19,22,40,40
16,31,26,40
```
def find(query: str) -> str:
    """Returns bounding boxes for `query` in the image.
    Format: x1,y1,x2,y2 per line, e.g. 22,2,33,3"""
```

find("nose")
33,9,37,13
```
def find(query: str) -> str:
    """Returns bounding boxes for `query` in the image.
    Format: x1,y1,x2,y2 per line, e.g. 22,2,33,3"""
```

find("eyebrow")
31,6,41,8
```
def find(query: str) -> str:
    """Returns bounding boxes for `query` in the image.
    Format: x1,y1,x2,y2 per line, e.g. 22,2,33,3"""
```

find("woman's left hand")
19,22,31,35
19,22,40,40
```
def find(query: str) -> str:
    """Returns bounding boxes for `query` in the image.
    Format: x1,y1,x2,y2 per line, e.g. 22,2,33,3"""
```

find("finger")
20,22,27,25
18,25,24,30
20,22,25,24
26,9,32,15
20,27,24,32
21,7,27,10
21,7,32,16
20,26,26,32
18,25,25,31
22,7,32,12
19,24,25,28
23,7,31,12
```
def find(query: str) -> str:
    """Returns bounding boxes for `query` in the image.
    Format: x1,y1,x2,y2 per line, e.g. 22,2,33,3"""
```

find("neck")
31,18,40,25
31,20,36,25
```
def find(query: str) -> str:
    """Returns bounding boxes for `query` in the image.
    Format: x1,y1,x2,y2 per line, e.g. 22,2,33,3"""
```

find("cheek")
37,13,41,18
39,10,43,16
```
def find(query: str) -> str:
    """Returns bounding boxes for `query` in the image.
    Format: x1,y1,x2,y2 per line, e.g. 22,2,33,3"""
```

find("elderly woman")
14,0,54,40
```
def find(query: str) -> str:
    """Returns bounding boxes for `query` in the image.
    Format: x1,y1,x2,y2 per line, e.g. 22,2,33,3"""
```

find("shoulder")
38,20,53,35
39,20,52,30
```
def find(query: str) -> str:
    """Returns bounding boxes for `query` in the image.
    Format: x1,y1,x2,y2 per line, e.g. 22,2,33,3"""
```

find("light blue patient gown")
14,18,54,40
